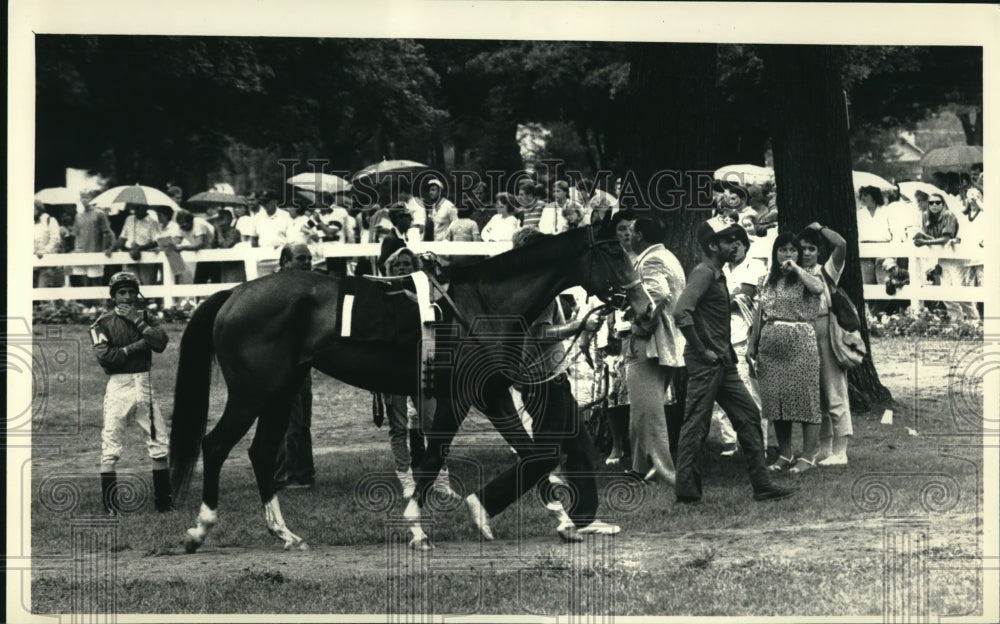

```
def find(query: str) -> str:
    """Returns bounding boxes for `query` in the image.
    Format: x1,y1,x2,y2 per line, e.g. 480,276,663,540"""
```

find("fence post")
161,254,175,308
244,249,259,281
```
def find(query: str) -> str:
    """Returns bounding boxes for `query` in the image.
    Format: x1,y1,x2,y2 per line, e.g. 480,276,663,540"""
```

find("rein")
517,303,614,387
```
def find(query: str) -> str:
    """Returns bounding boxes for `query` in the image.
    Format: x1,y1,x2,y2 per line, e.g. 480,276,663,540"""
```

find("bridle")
586,226,642,308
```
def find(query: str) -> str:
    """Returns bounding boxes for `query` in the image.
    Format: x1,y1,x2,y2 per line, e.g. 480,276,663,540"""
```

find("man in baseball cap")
672,217,795,504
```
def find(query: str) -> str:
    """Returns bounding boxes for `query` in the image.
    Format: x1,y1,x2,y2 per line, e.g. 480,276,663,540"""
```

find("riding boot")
101,472,118,516
152,468,176,512
409,429,426,469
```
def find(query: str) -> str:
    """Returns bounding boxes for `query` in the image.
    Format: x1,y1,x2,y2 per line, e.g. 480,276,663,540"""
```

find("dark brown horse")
169,221,652,552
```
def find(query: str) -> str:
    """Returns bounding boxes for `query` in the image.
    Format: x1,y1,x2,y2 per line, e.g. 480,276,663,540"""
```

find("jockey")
91,271,172,515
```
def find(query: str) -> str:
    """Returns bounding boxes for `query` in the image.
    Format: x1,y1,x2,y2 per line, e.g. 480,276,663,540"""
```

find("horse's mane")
445,226,608,284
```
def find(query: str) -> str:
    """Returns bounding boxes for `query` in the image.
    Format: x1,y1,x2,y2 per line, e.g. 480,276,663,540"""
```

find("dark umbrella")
352,159,429,184
922,145,983,173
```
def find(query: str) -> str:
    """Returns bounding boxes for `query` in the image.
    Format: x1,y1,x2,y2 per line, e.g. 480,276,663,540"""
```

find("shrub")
32,299,197,325
867,308,983,340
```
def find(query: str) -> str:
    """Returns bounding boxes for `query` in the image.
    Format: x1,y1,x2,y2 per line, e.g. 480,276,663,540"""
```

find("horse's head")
579,217,654,320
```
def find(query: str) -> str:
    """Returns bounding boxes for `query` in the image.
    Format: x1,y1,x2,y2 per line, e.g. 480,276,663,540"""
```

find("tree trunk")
762,44,892,412
622,43,720,271
575,119,599,174
957,109,983,146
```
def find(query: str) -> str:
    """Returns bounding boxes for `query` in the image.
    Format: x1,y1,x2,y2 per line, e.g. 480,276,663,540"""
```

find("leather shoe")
675,496,702,505
753,485,796,502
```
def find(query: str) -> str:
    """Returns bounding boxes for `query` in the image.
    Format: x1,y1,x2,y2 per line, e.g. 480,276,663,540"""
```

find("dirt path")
32,512,979,582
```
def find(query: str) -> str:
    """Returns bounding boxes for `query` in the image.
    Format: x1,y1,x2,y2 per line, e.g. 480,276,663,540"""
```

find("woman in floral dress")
747,232,826,474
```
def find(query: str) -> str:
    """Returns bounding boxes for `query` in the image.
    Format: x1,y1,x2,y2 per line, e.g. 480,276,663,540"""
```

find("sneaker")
396,470,416,498
465,494,494,540
578,520,621,535
558,524,584,543
432,469,461,501
818,453,848,467
753,484,796,502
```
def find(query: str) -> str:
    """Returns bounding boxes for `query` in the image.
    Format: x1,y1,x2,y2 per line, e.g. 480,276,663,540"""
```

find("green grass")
26,325,987,616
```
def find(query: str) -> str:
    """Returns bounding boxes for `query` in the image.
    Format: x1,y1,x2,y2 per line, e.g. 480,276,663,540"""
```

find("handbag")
821,267,866,369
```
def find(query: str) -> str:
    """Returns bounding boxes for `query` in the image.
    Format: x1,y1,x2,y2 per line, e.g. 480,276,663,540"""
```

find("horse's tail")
169,289,233,500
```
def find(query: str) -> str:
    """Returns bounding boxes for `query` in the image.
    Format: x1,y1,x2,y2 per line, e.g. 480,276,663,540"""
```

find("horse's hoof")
297,542,309,551
409,537,433,551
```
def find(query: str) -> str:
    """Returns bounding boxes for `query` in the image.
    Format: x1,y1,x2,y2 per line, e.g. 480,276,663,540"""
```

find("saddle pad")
336,276,422,345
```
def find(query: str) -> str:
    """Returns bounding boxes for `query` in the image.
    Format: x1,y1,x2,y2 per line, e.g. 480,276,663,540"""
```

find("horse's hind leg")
248,396,306,551
184,398,257,553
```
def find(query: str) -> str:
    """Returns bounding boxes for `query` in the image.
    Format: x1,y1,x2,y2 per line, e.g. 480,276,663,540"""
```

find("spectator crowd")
51,164,986,537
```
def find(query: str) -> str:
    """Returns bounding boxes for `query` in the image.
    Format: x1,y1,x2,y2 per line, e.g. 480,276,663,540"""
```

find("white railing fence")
32,238,985,311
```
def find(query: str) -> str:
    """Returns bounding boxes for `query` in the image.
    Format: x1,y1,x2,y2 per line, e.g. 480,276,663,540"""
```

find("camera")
5,316,82,436
925,264,942,286
884,268,910,296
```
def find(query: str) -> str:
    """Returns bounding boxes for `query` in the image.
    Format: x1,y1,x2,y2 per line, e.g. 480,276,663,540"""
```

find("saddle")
336,275,422,345
337,271,445,342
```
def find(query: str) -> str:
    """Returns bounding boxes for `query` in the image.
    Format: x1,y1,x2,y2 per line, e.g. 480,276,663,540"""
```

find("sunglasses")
929,200,944,205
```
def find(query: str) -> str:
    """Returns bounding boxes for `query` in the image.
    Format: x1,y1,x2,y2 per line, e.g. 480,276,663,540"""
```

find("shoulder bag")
821,267,866,369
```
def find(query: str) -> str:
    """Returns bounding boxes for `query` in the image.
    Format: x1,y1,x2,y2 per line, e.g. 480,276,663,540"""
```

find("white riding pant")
101,373,169,472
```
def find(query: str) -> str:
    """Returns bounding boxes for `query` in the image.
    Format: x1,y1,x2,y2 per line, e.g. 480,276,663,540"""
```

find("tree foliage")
35,36,447,193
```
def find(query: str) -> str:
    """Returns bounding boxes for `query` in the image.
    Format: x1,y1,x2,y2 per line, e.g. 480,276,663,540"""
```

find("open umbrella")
852,171,895,192
287,172,352,195
91,184,181,213
352,159,429,184
713,164,775,186
186,191,247,207
897,181,964,214
34,187,80,205
921,145,983,173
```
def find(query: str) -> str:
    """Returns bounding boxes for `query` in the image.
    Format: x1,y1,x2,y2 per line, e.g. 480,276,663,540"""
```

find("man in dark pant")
458,228,619,541
274,376,315,489
520,372,602,539
272,243,317,489
672,217,794,504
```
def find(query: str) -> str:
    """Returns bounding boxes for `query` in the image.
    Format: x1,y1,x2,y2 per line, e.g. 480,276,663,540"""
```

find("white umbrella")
34,187,80,205
714,164,775,186
852,171,895,192
90,184,181,215
287,172,352,195
897,181,964,214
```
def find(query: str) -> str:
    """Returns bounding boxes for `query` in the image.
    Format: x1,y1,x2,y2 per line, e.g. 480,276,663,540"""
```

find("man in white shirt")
252,191,293,249
285,205,321,247
404,188,427,241
116,204,163,286
425,179,458,241
856,186,894,286
34,200,63,287
164,209,216,284
316,199,357,276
